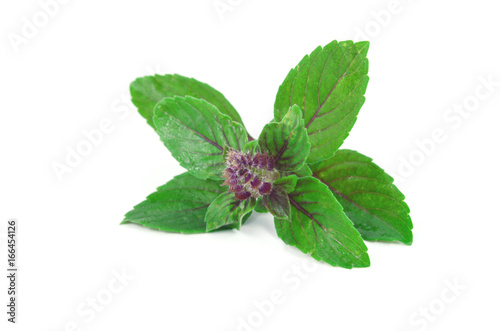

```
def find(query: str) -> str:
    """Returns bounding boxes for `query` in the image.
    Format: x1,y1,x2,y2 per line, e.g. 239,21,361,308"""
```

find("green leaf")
274,40,369,163
274,176,370,268
154,96,248,180
242,140,261,154
254,199,268,213
122,172,225,233
205,192,256,231
286,164,313,178
130,74,245,130
310,150,413,244
263,186,291,219
258,105,310,171
274,175,298,194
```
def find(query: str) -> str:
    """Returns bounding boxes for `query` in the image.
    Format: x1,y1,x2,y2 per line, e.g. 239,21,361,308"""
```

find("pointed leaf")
263,186,291,219
310,149,413,244
254,198,268,213
130,74,246,130
274,176,370,268
205,192,256,231
286,164,313,178
154,96,247,180
274,175,298,194
242,140,261,154
258,105,310,171
274,40,369,163
122,172,225,233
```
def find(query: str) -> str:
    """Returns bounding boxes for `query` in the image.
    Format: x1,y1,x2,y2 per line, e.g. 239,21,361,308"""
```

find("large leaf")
274,176,370,268
310,150,413,244
205,192,256,231
130,74,245,130
258,105,310,171
274,40,369,163
122,172,225,233
154,96,248,180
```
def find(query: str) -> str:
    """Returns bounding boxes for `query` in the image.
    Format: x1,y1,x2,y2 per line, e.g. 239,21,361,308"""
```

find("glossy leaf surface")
274,176,370,268
131,74,245,129
259,105,310,171
122,172,225,233
310,149,413,244
154,96,247,180
274,40,369,163
205,192,256,231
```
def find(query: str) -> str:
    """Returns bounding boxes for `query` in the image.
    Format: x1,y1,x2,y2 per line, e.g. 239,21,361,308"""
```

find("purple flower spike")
222,148,278,200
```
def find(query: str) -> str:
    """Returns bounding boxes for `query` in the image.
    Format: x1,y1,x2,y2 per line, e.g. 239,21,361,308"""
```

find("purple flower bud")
250,177,261,189
239,155,247,166
244,173,253,183
260,155,268,169
231,185,244,193
235,191,251,200
252,154,261,167
223,178,238,186
267,156,275,171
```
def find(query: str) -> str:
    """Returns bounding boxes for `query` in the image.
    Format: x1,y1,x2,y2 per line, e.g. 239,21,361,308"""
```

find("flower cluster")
223,149,279,200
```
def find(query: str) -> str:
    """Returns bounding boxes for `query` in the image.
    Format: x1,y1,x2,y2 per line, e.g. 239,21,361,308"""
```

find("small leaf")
242,140,261,154
205,192,256,231
258,105,310,172
122,172,225,233
286,164,313,178
130,74,246,130
274,40,369,163
310,149,413,244
274,175,298,194
254,198,268,213
274,176,370,268
263,186,291,219
154,96,248,180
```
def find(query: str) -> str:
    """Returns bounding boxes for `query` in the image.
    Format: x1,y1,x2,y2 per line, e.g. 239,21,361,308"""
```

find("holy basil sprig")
122,39,413,268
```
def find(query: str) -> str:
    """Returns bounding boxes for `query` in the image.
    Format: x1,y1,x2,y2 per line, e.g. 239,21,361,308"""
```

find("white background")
1,0,499,330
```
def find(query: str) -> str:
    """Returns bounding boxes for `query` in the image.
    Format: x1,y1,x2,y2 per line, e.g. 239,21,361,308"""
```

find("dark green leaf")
122,172,225,233
154,96,247,180
263,186,291,219
130,74,245,130
258,105,310,171
275,176,370,268
205,192,256,231
310,150,413,244
274,175,298,194
274,40,369,163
